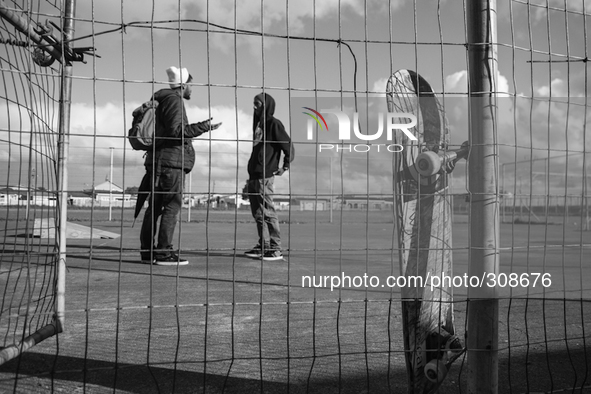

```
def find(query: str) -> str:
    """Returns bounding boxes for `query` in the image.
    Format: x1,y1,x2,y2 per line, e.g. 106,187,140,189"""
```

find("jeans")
140,167,184,258
248,177,281,251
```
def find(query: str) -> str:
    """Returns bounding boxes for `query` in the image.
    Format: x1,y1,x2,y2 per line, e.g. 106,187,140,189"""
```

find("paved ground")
0,209,590,393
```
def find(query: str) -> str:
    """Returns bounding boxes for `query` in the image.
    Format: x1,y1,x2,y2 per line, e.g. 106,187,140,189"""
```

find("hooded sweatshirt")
247,93,291,179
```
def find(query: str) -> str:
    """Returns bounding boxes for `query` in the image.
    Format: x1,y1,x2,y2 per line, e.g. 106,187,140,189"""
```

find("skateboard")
387,69,467,393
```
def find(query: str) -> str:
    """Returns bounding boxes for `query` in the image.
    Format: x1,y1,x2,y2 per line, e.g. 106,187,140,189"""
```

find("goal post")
55,0,76,334
0,323,60,365
0,0,77,365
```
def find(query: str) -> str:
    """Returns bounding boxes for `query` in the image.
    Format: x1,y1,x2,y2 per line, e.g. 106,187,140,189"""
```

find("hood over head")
253,92,275,132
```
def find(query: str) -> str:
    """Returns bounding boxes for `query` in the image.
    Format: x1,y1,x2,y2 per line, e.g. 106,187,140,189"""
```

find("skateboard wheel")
416,151,440,177
424,359,447,383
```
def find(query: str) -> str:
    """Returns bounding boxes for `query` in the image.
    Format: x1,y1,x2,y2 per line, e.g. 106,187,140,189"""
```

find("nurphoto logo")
302,107,417,153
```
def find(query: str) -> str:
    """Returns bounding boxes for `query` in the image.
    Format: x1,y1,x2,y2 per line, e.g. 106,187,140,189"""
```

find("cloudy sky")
1,0,590,198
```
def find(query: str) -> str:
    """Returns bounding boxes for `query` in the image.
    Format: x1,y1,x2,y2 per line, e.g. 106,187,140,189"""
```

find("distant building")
298,195,393,211
274,196,292,211
0,185,56,206
332,195,393,210
299,198,330,211
69,191,93,207
224,194,251,209
183,194,254,210
0,187,20,206
79,181,134,208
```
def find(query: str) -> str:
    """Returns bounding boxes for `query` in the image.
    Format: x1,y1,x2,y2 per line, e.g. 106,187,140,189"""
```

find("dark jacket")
144,88,209,173
247,93,291,179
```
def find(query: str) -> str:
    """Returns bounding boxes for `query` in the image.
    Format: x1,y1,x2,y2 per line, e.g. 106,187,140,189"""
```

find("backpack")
128,100,159,151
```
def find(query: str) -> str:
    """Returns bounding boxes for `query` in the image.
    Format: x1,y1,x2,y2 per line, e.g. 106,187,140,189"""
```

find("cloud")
535,78,575,98
444,70,467,93
195,0,399,32
527,0,591,21
2,97,386,195
0,102,35,131
371,77,389,95
444,69,510,96
73,0,194,42
443,70,515,134
440,70,590,195
186,0,406,53
64,101,254,191
0,101,59,186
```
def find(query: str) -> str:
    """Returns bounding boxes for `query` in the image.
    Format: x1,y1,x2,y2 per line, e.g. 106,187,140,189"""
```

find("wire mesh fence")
0,0,589,393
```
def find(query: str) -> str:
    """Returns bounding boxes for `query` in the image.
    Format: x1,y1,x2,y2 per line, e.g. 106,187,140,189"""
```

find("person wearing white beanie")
140,66,221,266
166,66,191,88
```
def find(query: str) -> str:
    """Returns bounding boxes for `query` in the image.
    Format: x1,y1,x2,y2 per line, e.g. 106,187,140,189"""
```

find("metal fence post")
466,0,500,392
56,0,77,331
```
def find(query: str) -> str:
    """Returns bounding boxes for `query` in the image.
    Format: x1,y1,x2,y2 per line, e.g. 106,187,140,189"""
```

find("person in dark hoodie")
244,92,291,261
140,66,221,266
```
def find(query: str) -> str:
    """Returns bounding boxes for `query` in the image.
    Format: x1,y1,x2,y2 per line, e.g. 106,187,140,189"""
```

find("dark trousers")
140,167,184,258
248,177,281,250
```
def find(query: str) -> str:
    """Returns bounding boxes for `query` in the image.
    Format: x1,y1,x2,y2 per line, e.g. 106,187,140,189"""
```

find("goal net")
0,0,65,363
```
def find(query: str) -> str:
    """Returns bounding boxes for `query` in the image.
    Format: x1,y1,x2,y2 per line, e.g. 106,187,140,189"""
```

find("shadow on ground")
0,352,413,394
1,345,590,393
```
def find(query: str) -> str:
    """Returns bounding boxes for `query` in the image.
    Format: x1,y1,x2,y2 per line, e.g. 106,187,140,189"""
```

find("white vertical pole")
56,0,77,332
109,147,113,221
585,164,589,231
501,163,505,223
26,169,34,222
329,157,333,224
188,170,192,222
466,0,500,393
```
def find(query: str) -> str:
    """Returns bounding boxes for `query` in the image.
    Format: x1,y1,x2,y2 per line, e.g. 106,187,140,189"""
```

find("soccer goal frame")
0,0,78,365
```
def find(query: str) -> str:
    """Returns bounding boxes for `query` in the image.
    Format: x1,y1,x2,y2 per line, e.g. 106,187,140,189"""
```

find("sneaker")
262,250,283,261
140,251,155,265
244,246,262,258
155,253,189,266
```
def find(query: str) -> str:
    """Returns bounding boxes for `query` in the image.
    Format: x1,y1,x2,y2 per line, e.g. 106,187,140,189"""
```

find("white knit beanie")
166,66,190,88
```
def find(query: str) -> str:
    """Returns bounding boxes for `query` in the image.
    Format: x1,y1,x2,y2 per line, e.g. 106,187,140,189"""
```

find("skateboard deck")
387,69,465,393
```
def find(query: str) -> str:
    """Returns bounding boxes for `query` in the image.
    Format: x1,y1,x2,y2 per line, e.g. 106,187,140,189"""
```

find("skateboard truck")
416,141,469,177
424,333,464,383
